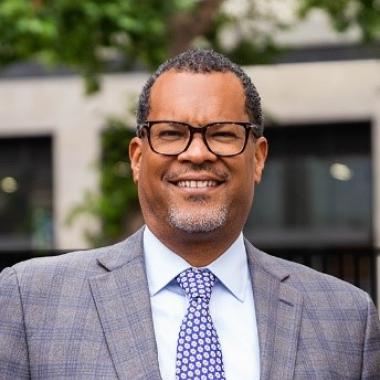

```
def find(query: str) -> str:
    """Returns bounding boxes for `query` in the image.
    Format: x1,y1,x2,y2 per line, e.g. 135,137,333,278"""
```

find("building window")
0,136,53,250
246,121,371,248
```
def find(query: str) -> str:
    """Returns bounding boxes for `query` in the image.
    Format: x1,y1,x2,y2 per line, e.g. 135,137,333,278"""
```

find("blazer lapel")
245,241,303,380
89,229,162,380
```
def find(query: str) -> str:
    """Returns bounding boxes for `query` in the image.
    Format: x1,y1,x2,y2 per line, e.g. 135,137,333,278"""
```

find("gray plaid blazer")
1,227,379,379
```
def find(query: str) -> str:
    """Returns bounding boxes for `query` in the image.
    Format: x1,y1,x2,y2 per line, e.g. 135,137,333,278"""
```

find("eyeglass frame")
136,120,263,157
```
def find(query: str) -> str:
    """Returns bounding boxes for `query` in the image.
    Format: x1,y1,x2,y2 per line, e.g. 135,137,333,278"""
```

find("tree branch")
168,0,225,56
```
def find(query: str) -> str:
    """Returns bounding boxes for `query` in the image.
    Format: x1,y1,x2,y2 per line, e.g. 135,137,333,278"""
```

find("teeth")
177,180,218,188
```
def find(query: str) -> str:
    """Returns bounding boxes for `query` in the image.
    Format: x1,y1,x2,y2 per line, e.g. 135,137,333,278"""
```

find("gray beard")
167,204,228,233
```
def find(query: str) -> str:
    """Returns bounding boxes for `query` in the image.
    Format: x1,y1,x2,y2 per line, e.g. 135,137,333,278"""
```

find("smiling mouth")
171,180,223,189
176,180,220,188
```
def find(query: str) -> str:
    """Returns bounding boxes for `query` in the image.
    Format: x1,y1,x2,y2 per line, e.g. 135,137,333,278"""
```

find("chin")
167,206,228,234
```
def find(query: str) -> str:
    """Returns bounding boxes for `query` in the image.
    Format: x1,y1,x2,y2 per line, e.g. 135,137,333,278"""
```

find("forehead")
148,70,248,122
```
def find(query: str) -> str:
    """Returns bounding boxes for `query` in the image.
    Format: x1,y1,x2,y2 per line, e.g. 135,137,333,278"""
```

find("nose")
177,132,217,164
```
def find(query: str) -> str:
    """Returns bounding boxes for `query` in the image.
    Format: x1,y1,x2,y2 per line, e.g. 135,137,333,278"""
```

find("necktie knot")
176,268,215,302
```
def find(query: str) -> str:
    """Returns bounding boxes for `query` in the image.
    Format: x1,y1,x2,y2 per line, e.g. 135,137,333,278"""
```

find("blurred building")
0,8,379,303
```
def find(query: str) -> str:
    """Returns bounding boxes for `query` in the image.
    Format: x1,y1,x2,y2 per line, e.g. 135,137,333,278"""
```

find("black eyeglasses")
137,120,262,157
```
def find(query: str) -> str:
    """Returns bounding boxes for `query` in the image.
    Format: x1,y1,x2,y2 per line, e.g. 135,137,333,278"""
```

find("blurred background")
0,0,379,304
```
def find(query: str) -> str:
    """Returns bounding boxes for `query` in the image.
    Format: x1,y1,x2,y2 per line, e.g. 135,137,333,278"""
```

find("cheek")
234,162,256,203
233,157,256,187
137,155,166,196
139,162,156,192
136,163,161,215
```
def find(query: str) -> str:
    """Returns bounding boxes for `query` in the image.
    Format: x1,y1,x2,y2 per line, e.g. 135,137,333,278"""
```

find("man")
0,50,379,380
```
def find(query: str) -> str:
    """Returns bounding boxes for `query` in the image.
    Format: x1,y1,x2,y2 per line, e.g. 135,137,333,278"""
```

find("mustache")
164,163,229,181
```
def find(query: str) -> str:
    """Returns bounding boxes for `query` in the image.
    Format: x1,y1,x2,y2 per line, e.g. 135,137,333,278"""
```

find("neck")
147,224,241,267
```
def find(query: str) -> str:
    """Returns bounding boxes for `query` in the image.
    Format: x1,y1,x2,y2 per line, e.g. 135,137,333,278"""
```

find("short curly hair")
136,49,263,136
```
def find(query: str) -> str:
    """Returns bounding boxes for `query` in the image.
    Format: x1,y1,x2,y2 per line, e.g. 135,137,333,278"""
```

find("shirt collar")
143,226,248,302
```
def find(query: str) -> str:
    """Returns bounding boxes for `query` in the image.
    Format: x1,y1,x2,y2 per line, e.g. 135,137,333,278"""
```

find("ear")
129,137,143,183
253,137,268,184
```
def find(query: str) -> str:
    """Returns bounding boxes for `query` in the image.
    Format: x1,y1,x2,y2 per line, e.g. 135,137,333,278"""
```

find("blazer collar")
90,228,303,380
89,227,162,380
96,227,146,271
245,239,303,380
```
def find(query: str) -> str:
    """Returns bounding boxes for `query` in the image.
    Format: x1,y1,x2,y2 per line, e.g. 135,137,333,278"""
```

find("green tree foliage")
1,1,378,92
299,0,380,41
66,118,140,246
0,0,221,92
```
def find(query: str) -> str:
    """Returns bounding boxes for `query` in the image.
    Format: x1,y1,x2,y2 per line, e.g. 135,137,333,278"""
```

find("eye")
208,129,239,140
152,123,188,140
207,124,245,141
210,131,238,139
158,129,185,139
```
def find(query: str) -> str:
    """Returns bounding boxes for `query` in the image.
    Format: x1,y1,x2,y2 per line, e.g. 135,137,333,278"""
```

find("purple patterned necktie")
175,268,226,380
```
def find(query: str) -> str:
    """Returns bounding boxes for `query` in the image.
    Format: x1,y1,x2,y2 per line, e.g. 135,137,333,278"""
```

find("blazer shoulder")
2,228,144,293
245,239,372,306
11,244,108,276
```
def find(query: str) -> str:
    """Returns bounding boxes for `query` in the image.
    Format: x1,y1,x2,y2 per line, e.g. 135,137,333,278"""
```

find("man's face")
129,70,267,241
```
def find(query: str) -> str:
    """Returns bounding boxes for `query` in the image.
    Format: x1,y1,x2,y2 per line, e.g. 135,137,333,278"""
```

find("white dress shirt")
143,227,260,380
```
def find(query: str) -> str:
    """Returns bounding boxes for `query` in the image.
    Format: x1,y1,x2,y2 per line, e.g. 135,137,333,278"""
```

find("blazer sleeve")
0,267,30,379
361,293,380,379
